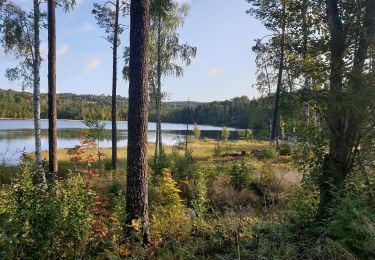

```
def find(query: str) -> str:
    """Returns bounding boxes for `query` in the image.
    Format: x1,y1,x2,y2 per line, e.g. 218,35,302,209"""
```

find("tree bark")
111,0,120,170
33,0,46,184
302,0,310,123
48,0,58,180
317,0,374,220
125,0,150,243
156,11,163,157
270,0,286,147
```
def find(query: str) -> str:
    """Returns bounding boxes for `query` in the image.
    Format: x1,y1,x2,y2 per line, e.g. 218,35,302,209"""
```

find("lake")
0,119,237,164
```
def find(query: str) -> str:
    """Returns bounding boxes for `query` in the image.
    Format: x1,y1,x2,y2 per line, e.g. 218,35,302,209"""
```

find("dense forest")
0,88,199,121
1,88,304,137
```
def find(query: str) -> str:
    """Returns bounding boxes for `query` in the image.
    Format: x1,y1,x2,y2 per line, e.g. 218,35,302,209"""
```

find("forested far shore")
0,88,199,122
0,88,304,136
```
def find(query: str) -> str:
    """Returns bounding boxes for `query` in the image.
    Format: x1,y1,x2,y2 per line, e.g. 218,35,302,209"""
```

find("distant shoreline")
0,118,127,123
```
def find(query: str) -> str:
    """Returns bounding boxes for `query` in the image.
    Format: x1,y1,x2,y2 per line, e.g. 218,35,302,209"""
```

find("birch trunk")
33,0,46,184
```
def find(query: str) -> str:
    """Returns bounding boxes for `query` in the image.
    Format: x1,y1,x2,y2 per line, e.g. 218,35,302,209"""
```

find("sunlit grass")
24,139,270,174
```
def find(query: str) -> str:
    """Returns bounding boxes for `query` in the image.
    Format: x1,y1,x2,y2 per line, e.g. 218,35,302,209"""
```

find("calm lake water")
0,119,237,164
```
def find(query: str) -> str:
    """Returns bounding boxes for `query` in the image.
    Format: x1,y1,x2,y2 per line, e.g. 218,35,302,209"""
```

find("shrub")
229,160,253,191
246,129,254,140
279,142,292,156
213,142,222,157
193,123,201,139
150,170,191,251
221,127,230,141
238,129,246,140
261,145,278,160
324,177,375,259
0,163,93,259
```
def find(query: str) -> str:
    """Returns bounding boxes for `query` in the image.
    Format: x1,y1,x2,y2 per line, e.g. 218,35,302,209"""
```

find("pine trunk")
48,0,58,180
125,0,150,243
111,0,120,170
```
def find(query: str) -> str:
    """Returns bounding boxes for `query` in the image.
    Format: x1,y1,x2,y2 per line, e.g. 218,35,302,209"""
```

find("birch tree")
0,0,46,184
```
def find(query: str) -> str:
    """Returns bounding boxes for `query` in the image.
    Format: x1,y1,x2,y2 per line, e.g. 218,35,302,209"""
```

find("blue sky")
0,0,268,102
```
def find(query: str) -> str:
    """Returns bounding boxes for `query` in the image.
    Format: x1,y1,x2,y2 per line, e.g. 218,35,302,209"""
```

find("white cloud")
209,67,223,77
83,58,101,73
57,44,70,58
82,23,95,32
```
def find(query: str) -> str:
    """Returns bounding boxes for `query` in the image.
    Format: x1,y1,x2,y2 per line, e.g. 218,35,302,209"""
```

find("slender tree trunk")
154,94,159,162
48,0,58,180
111,0,120,170
156,12,163,156
33,0,46,184
125,0,150,243
270,0,286,147
185,100,189,153
302,0,310,123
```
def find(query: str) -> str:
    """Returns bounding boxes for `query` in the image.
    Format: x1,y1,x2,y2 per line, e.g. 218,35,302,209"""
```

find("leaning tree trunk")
48,0,58,180
111,0,120,170
125,0,150,243
33,0,46,184
270,0,286,147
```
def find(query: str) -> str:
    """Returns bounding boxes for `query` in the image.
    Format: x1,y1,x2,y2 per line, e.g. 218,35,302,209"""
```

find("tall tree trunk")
125,0,150,243
156,12,163,156
302,0,310,123
317,0,347,221
317,0,374,220
154,93,159,163
33,0,46,184
270,0,286,147
111,0,120,170
48,0,58,180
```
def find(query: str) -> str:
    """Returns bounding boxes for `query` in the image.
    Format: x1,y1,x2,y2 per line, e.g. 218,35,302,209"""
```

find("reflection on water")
0,120,237,164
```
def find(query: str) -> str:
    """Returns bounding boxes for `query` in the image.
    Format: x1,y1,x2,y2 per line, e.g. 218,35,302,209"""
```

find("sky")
0,0,268,102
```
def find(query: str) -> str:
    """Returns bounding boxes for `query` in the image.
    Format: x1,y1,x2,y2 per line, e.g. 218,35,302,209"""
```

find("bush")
0,163,93,259
324,176,375,259
221,127,230,141
150,170,192,251
278,142,292,156
229,160,253,191
213,142,222,157
261,145,278,160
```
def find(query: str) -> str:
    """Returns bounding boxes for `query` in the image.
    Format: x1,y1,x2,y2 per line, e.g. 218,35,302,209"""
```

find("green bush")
0,163,93,259
150,153,171,176
324,178,375,259
278,142,292,156
229,160,252,191
221,127,230,141
261,145,279,160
